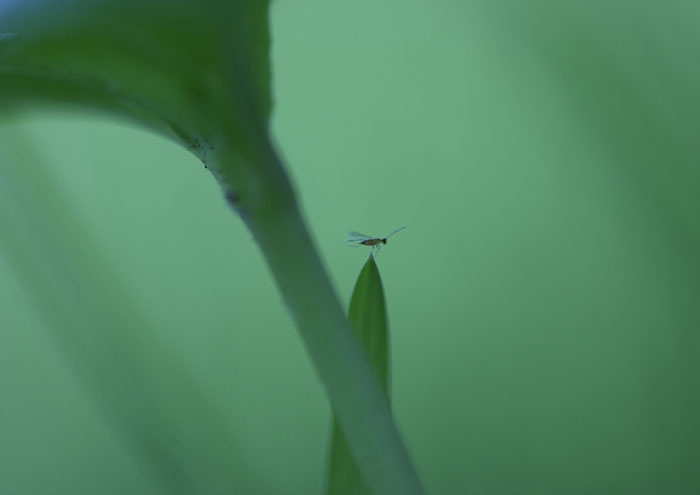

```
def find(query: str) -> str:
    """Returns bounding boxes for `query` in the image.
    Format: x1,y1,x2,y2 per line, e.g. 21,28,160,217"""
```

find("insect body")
359,237,385,247
347,226,405,253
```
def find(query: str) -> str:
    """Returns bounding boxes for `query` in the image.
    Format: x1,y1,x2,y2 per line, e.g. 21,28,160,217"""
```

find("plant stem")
217,143,423,495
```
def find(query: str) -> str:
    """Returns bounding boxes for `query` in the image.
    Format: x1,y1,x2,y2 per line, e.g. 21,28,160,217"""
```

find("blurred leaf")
326,255,391,495
0,128,266,493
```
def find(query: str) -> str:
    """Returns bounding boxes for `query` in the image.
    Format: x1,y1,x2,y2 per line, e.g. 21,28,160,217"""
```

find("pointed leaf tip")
325,256,392,494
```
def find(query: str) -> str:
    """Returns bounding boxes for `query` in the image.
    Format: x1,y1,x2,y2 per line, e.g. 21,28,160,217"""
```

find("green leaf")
0,0,272,202
0,2,423,493
326,255,391,495
348,256,391,399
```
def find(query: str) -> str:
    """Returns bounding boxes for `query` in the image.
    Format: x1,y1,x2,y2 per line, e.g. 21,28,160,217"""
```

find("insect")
347,226,406,254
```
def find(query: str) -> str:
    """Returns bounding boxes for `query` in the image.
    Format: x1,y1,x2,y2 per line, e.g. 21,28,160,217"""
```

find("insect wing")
347,231,371,242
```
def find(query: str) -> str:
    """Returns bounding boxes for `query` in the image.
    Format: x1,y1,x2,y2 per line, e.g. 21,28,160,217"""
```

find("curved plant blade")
0,2,423,493
0,0,272,198
326,255,391,495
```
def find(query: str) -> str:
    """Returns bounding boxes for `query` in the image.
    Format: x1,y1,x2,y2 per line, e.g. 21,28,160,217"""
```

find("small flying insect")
347,226,406,254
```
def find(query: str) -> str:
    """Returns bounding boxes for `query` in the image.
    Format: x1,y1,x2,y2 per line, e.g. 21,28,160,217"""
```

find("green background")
1,1,699,493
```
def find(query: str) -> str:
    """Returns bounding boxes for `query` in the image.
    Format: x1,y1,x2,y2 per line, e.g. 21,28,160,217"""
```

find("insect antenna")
383,226,406,240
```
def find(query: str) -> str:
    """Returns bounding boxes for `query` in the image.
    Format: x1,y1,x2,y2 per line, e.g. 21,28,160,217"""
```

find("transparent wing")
347,231,371,242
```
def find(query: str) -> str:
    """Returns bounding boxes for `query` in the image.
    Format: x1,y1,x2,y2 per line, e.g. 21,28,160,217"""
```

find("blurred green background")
1,0,699,493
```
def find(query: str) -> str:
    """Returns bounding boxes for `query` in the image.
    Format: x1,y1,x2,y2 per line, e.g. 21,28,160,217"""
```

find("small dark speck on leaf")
188,138,202,151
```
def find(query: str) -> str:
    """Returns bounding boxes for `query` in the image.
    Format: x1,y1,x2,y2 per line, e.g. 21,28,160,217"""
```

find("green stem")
217,143,423,494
